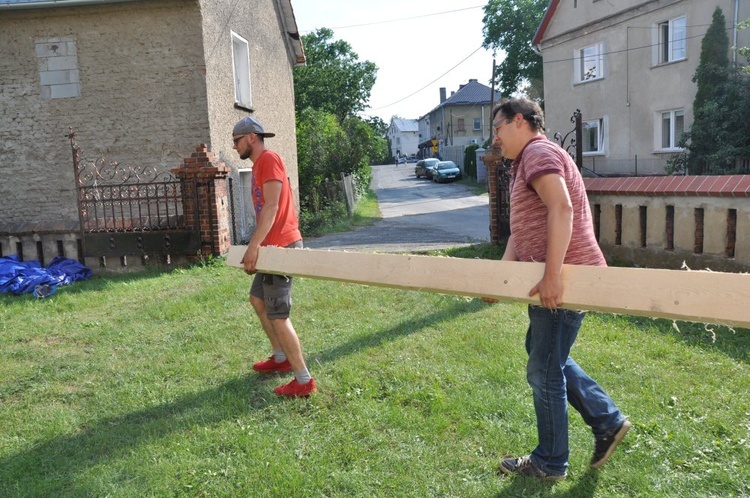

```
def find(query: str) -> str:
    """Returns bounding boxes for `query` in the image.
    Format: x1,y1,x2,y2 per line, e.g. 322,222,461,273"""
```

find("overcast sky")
291,1,501,123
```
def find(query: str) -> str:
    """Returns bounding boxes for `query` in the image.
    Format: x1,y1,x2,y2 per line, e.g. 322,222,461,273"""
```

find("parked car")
414,158,439,179
432,161,462,183
407,154,417,163
397,156,407,164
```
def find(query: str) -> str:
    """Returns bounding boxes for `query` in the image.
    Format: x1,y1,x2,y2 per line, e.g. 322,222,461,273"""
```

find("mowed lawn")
0,251,748,497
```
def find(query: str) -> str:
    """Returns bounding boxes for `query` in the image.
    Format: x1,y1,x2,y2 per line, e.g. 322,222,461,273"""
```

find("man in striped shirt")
493,98,631,481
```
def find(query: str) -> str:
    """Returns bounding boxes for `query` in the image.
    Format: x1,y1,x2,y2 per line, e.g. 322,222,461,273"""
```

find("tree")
693,7,729,111
362,116,390,165
293,29,384,233
364,116,388,138
736,19,750,74
670,8,750,174
294,28,378,122
482,0,548,100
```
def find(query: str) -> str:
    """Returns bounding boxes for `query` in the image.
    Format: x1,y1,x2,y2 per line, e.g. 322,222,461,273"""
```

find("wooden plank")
226,245,750,329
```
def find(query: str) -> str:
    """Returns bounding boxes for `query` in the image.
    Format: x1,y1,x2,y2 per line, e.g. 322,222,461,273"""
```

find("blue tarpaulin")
0,255,92,295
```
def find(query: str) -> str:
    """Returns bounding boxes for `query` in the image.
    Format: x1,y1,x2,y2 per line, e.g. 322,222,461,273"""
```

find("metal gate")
70,129,200,262
496,162,511,239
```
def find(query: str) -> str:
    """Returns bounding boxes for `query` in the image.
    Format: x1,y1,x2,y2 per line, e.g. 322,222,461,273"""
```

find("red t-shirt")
509,136,606,267
251,149,302,247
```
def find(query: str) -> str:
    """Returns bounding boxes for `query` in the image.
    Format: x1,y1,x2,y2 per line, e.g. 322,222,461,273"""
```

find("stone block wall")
0,0,209,230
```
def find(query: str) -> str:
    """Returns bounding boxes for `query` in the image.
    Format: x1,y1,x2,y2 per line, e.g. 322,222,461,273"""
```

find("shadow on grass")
601,313,750,364
0,373,278,496
493,469,599,498
314,298,489,365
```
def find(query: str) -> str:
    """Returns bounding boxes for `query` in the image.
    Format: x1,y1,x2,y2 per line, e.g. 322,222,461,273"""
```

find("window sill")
234,103,255,113
583,152,606,157
573,76,604,86
651,58,687,69
652,148,684,154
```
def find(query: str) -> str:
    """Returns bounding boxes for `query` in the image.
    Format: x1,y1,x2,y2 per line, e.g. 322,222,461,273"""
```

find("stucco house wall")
536,0,750,176
201,0,300,191
0,0,304,259
422,80,501,160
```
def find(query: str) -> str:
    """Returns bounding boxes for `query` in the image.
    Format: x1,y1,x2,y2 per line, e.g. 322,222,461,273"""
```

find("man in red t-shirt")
232,116,315,397
492,99,629,480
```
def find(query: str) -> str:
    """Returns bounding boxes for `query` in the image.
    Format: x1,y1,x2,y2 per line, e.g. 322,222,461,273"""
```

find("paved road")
305,163,490,252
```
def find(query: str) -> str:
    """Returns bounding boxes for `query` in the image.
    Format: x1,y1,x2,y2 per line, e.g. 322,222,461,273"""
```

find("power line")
300,5,484,32
541,25,737,66
369,45,485,111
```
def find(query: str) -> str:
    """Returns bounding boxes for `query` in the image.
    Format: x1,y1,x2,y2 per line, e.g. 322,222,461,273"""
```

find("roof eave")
0,0,147,9
277,0,305,66
532,0,559,47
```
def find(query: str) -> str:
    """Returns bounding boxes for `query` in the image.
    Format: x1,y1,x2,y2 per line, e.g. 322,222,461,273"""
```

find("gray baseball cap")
232,116,275,138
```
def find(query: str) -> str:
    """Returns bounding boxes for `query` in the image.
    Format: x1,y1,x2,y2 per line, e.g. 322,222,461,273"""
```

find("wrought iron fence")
69,128,200,259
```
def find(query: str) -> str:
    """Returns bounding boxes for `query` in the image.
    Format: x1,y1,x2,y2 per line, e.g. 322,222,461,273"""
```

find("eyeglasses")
492,117,512,133
232,135,248,145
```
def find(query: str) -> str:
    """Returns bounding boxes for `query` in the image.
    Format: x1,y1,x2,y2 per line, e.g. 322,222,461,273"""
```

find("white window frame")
231,31,253,109
655,109,685,151
656,15,687,65
582,118,606,156
237,168,255,243
573,43,604,83
473,117,481,130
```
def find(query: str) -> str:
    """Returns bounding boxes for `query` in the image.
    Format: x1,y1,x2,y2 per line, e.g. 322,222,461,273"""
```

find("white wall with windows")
535,0,749,176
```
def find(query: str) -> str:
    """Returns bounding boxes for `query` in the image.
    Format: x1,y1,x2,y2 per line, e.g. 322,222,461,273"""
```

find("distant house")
387,118,419,161
418,79,502,161
533,0,750,176
0,0,304,255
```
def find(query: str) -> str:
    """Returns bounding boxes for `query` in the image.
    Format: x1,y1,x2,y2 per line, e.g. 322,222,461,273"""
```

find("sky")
291,1,501,123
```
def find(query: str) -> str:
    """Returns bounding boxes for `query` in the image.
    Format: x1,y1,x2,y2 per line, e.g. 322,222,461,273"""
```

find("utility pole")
489,57,497,140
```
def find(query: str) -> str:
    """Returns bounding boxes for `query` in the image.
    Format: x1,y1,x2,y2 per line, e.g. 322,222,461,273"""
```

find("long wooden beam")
226,246,750,329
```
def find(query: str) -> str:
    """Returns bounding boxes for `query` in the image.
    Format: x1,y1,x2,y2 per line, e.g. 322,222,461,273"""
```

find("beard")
240,145,252,160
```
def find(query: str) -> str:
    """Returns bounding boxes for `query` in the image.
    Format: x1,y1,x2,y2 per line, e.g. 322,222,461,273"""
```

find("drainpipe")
733,0,740,65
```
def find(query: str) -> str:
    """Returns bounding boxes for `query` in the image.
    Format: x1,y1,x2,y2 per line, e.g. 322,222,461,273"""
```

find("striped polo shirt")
509,135,606,267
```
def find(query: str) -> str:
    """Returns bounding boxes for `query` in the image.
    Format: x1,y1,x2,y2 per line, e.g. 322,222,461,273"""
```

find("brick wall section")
481,145,506,245
172,145,231,258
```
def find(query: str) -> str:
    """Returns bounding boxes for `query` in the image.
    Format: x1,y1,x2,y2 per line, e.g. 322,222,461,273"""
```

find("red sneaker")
274,378,317,397
252,356,292,373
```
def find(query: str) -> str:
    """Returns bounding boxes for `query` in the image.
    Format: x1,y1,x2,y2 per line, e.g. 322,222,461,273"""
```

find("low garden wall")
585,175,750,272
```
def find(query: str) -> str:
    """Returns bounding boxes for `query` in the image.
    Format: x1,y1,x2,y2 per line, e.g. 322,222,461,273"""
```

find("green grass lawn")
1,249,748,497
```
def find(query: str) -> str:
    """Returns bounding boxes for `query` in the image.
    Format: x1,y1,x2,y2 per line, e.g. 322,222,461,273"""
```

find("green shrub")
463,144,480,179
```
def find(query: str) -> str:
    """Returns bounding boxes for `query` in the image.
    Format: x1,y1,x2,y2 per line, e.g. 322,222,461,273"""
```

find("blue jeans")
525,305,625,476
